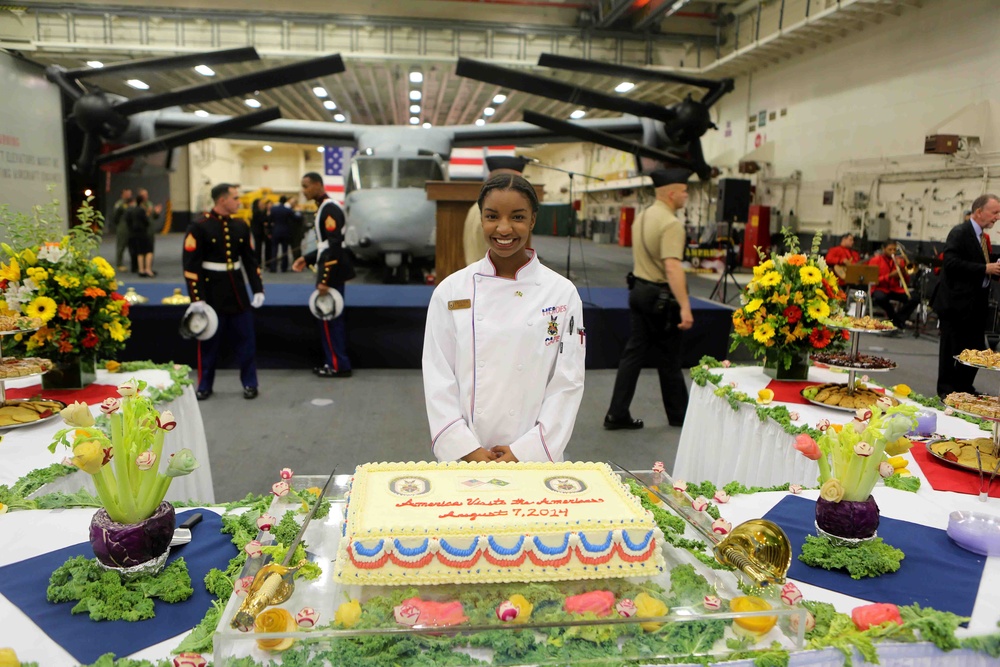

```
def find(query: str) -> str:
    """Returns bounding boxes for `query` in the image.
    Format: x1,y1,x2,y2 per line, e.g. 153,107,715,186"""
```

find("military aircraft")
45,47,731,280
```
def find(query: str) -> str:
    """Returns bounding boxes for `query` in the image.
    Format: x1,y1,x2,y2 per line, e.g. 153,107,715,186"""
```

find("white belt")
316,240,330,253
202,260,241,271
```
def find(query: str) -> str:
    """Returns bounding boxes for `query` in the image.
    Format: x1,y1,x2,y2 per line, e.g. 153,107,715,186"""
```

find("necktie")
982,234,991,263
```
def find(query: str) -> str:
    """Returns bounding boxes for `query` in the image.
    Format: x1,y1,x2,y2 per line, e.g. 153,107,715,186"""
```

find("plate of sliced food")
0,398,66,429
801,382,900,412
943,392,1000,421
822,315,896,333
928,437,998,474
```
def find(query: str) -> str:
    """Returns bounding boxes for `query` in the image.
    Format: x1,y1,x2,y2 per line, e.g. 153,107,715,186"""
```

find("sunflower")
91,256,116,280
745,298,764,313
753,323,775,343
799,266,822,285
807,299,831,320
759,270,782,288
24,295,57,323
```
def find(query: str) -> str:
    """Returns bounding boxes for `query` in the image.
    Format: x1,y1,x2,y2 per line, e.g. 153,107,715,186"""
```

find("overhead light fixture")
475,119,486,126
86,60,103,69
483,107,495,116
245,98,262,108
334,113,346,122
194,109,209,117
312,86,328,98
323,100,337,110
493,94,507,104
615,82,635,93
263,145,273,152
126,79,149,90
422,122,432,128
409,71,423,84
194,65,215,76
409,90,422,101
317,146,325,152
570,109,586,119
84,188,93,196
665,0,691,17
409,117,419,125
409,104,421,114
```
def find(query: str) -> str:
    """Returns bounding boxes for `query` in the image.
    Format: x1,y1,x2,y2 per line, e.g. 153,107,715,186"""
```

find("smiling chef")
422,173,586,463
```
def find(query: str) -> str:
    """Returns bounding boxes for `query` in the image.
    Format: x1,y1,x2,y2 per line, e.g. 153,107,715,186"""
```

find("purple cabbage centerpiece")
90,501,175,568
815,495,880,540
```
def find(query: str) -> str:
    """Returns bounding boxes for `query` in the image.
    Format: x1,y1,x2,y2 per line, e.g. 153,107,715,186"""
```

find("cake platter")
0,398,67,430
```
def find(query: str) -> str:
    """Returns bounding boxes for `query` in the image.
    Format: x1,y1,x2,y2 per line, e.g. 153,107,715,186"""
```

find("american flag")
323,146,353,203
447,145,517,180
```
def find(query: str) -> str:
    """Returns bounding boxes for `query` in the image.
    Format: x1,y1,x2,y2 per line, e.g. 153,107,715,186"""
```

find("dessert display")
802,383,899,411
0,399,65,427
957,349,1000,369
929,438,998,472
824,315,895,331
0,357,52,378
810,351,896,370
0,313,42,333
0,326,59,429
334,461,666,585
944,393,1000,420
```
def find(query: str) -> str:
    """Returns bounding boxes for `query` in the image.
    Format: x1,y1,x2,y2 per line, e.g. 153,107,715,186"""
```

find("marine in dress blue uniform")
183,183,265,399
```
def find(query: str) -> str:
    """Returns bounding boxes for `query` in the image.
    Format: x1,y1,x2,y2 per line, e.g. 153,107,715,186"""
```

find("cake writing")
436,507,575,520
395,496,606,509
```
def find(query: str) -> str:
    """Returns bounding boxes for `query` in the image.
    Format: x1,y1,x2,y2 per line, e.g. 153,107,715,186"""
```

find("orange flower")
58,339,74,353
787,254,807,266
57,304,74,320
75,305,90,321
83,287,106,298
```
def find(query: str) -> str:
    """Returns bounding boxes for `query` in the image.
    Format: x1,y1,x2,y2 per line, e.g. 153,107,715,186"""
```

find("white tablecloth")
0,369,214,503
673,365,986,488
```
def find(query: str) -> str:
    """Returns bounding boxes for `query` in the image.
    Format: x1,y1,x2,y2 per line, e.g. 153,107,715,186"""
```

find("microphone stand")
526,160,604,279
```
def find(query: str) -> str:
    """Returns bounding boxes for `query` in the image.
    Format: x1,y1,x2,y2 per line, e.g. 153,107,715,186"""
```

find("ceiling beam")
366,66,390,126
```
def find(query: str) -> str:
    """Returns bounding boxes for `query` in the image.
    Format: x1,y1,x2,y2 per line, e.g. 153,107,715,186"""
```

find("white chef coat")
422,251,586,463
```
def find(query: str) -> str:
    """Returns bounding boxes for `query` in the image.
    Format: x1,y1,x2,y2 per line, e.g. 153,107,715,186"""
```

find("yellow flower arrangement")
731,230,847,372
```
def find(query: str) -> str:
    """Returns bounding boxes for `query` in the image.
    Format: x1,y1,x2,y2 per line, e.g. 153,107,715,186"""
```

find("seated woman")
422,174,586,463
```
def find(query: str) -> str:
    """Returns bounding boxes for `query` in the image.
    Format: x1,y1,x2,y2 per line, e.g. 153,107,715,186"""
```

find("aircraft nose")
346,193,436,255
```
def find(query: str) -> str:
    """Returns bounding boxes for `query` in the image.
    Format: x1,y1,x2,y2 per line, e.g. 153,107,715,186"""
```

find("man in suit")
268,196,300,272
933,194,1000,397
111,188,133,271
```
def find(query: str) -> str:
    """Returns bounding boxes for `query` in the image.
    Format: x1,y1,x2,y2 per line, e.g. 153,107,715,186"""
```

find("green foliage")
0,186,69,249
799,534,904,579
666,564,712,606
722,481,793,495
172,599,224,655
272,510,302,545
899,603,968,652
0,463,82,510
47,555,192,622
108,361,193,404
884,473,921,492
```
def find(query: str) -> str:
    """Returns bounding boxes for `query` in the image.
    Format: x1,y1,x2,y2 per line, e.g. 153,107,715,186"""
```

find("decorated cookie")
780,582,802,606
713,490,730,504
496,600,519,622
244,540,263,558
711,518,732,535
296,607,319,628
271,481,290,497
256,513,277,531
173,654,207,667
615,599,637,618
691,496,709,512
394,603,421,626
703,595,722,610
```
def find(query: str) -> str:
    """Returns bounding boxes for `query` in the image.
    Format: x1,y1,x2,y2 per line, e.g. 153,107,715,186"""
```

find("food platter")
941,403,1000,423
0,398,67,430
814,361,896,373
824,325,897,335
926,438,999,475
0,328,38,337
800,383,900,413
954,356,1000,372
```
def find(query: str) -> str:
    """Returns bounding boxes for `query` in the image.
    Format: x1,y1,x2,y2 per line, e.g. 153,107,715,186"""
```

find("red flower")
110,291,125,301
823,280,839,300
783,305,802,324
81,329,99,349
58,339,74,353
842,330,850,340
809,328,833,349
121,303,130,317
0,279,7,290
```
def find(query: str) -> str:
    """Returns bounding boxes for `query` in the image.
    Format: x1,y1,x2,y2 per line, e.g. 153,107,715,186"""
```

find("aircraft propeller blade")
94,107,282,165
456,58,675,124
538,53,716,90
114,53,345,116
522,110,705,178
64,47,260,80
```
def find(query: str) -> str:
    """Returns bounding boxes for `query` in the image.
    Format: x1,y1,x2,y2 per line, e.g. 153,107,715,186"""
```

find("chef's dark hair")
477,174,539,215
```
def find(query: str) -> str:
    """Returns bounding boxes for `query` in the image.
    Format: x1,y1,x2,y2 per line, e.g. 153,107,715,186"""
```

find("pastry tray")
925,438,1000,475
0,398,67,430
823,323,897,334
800,385,900,413
0,366,50,382
942,403,1000,423
954,356,1000,372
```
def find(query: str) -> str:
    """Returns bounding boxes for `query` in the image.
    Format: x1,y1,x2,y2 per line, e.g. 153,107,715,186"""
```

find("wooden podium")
424,180,544,283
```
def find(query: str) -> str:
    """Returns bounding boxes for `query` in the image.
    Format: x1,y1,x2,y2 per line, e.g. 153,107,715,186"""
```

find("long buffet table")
1,367,214,503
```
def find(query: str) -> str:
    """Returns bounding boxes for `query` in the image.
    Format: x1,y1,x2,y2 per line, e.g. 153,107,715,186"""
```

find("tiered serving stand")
0,325,63,430
945,354,1000,458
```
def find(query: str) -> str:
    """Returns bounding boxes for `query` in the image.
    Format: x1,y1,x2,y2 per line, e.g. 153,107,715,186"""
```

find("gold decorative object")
161,288,191,305
231,560,306,632
122,287,148,305
714,519,792,588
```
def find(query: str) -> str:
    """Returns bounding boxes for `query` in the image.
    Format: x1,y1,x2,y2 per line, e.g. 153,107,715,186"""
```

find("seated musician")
825,233,860,286
866,240,919,329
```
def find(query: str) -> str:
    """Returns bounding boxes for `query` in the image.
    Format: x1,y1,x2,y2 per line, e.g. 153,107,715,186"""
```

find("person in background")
933,194,1000,397
126,192,155,277
250,198,270,270
268,195,300,273
136,187,162,276
423,173,585,463
605,168,694,431
182,183,265,400
463,156,530,266
293,172,356,378
867,240,919,330
825,232,860,287
111,188,133,272
289,197,306,263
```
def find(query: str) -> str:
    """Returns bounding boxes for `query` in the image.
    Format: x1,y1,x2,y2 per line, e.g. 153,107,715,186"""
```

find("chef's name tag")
448,299,472,310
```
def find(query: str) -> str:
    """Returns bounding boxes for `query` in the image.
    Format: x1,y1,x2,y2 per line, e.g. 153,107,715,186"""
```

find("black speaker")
716,178,752,223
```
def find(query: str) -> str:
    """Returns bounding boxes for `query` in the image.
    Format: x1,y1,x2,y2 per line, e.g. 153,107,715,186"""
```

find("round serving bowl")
947,510,1000,557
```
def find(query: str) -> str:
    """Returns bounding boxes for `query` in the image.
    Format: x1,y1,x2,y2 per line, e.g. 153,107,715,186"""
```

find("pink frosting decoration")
280,467,294,480
816,418,831,431
711,518,732,535
394,603,421,626
564,590,616,617
789,484,803,494
780,582,803,606
691,496,709,512
672,480,688,493
496,601,519,622
789,610,815,634
703,595,722,610
256,513,276,531
173,654,207,667
615,599,637,617
652,461,665,474
713,490,730,504
271,481,290,497
234,575,254,597
296,607,320,628
794,434,821,461
244,540,263,558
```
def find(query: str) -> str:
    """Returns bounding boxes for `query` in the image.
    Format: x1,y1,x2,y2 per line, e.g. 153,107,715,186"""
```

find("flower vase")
815,496,880,545
89,501,175,576
41,355,97,390
763,349,810,381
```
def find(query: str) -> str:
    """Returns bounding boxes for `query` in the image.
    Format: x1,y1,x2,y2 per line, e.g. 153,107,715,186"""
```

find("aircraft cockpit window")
350,158,394,191
397,158,444,189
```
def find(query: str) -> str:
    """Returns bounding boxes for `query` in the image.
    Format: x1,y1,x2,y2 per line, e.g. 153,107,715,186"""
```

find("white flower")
117,379,138,397
60,401,95,428
156,410,177,431
136,451,156,470
816,419,831,431
99,397,120,414
37,244,67,263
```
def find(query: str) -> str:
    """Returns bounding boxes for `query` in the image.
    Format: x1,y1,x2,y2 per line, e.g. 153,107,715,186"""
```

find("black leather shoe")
314,366,352,378
604,415,644,431
243,386,258,399
196,389,212,401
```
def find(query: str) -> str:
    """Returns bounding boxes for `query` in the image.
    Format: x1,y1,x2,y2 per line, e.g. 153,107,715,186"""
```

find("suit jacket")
932,220,993,319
